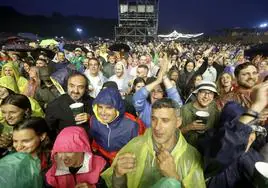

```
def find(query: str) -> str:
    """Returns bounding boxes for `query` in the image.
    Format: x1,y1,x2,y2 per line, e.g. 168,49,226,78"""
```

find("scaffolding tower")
115,0,160,42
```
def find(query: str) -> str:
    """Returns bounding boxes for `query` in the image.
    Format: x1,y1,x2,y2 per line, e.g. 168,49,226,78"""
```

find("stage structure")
115,0,160,42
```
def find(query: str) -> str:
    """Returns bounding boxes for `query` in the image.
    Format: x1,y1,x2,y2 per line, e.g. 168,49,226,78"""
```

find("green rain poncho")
1,61,28,93
0,76,44,134
101,129,206,188
0,152,43,188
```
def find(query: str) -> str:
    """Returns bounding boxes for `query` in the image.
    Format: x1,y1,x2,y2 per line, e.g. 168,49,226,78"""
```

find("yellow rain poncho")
1,61,28,93
102,129,206,188
0,76,44,134
40,39,58,47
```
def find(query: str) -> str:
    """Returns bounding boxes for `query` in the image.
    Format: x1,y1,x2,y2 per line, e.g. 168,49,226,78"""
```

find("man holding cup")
180,81,220,148
45,72,94,138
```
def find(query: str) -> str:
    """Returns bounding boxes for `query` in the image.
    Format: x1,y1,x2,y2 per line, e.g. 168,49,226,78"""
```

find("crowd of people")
0,39,267,188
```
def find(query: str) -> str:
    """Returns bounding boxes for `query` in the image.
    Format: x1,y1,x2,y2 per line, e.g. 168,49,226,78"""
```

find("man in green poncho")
69,47,85,71
102,98,205,188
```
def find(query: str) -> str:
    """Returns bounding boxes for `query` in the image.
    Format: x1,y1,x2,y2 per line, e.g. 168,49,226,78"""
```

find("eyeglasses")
198,90,214,97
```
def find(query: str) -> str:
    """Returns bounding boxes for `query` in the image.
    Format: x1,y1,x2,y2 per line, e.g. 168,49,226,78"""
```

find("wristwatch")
249,125,267,137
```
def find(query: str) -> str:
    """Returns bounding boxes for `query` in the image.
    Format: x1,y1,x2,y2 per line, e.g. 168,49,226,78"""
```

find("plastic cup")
195,111,210,133
254,162,268,188
69,103,84,117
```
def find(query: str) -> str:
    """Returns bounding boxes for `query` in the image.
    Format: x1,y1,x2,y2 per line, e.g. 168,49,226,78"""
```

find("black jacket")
45,94,93,139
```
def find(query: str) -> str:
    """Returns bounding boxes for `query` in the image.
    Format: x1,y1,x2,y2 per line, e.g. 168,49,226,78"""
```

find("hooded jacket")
46,126,106,188
1,61,28,93
90,87,145,162
199,102,266,188
0,76,44,134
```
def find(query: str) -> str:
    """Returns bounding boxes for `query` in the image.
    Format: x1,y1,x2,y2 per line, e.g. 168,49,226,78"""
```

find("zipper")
106,124,111,148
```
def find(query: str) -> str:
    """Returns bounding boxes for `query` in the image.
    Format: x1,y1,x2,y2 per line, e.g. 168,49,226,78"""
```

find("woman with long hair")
0,94,32,152
216,72,237,110
23,66,41,97
216,72,235,96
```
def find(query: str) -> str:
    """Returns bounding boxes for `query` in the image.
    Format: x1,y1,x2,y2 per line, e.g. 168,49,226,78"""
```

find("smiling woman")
12,117,52,171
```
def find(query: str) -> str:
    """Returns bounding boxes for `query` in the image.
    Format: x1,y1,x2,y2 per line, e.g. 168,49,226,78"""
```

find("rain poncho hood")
92,87,123,124
0,75,19,93
102,129,206,188
46,126,106,188
1,61,28,93
90,87,144,159
0,76,19,133
0,152,43,188
0,76,44,134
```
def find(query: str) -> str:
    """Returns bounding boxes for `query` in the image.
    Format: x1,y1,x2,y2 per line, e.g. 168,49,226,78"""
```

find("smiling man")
230,62,259,108
102,98,205,188
45,72,94,138
180,81,220,148
90,87,145,163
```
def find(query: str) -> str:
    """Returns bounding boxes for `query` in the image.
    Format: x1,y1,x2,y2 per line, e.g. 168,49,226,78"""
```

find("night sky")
1,0,268,33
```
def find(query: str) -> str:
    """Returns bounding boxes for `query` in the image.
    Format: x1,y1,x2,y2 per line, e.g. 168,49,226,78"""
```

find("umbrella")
244,43,268,59
63,43,89,52
17,33,40,41
40,39,58,47
0,36,25,46
108,43,131,52
31,48,56,60
2,43,34,52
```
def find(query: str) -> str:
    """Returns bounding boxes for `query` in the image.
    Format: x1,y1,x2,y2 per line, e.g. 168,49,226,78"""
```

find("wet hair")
234,62,258,78
152,98,181,117
131,77,146,93
145,77,167,104
1,94,32,118
168,69,179,80
137,64,149,71
184,61,195,72
35,58,46,65
66,71,89,94
13,117,52,154
22,57,35,65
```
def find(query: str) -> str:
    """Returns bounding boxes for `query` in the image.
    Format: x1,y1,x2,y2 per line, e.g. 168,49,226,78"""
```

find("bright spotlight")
76,28,83,33
259,23,268,28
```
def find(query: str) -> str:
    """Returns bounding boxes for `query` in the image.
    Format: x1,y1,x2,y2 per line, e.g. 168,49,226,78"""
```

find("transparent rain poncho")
102,129,206,188
0,152,43,188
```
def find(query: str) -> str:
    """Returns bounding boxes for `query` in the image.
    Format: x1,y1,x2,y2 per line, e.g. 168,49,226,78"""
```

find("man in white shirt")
84,58,107,98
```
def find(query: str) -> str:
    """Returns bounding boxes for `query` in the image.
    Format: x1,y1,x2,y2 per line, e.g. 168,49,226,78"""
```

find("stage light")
259,23,268,28
76,28,83,33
